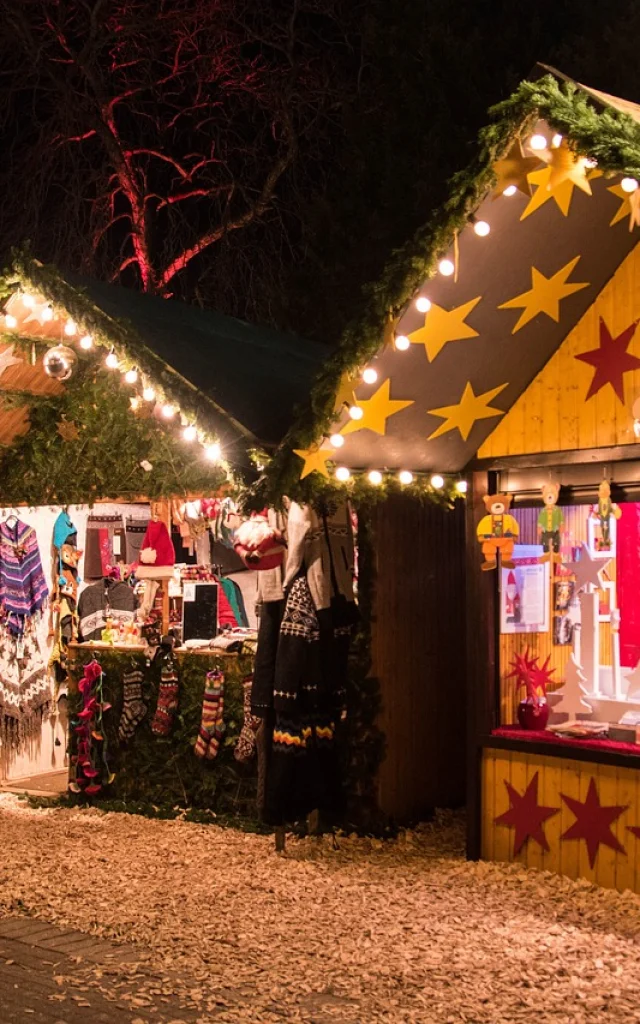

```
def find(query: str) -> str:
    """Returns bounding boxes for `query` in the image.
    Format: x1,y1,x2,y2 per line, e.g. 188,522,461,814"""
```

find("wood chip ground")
1,795,640,1022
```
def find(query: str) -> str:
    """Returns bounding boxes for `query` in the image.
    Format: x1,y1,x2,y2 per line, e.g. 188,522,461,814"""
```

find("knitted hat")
139,520,175,567
53,510,77,551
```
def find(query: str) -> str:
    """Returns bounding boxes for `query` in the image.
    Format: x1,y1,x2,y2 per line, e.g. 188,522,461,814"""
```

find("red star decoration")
627,825,640,840
575,316,640,402
494,772,559,855
561,778,628,868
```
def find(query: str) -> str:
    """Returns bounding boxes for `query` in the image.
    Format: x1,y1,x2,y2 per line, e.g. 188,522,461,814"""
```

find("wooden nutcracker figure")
537,482,563,562
591,479,621,551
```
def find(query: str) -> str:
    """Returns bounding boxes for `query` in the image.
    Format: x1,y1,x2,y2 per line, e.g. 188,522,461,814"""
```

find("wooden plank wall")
499,503,613,725
482,747,640,893
478,241,640,459
370,495,466,821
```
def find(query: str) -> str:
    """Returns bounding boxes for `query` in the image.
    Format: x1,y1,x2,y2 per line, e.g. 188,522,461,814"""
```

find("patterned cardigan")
0,519,49,628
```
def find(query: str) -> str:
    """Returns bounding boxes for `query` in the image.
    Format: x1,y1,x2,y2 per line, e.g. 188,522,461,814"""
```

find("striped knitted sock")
195,670,225,759
118,669,147,742
151,659,179,737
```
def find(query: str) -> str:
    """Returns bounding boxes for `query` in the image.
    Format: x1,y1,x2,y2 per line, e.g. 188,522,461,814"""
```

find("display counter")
481,731,640,894
66,643,257,815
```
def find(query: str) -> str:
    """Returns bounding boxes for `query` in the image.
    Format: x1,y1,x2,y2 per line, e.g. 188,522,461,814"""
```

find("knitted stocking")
118,668,147,742
151,656,179,737
194,670,225,760
234,675,260,762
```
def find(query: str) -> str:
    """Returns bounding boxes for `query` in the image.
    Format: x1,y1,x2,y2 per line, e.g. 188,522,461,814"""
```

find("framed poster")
501,545,550,634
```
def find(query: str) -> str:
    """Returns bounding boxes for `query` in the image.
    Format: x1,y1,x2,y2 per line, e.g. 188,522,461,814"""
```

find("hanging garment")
0,629,51,730
78,579,136,642
84,514,126,579
219,577,246,628
125,515,151,564
263,575,345,825
0,519,48,635
283,501,355,611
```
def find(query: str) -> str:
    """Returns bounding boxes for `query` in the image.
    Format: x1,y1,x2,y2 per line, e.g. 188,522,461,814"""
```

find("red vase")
517,699,549,731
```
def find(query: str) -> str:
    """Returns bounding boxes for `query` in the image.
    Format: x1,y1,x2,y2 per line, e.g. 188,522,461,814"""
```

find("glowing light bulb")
438,258,455,276
124,368,138,384
399,470,413,485
79,334,93,350
456,479,468,494
529,134,547,150
395,334,410,351
621,177,639,193
330,433,345,448
183,425,197,442
130,397,140,411
368,470,383,486
430,474,444,489
4,314,17,329
551,133,563,148
502,185,517,197
64,320,77,337
473,220,490,237
21,294,35,309
335,466,351,482
161,404,175,419
205,442,222,461
415,296,431,313
362,367,378,385
349,405,364,420
41,306,53,322
105,352,119,369
143,386,155,402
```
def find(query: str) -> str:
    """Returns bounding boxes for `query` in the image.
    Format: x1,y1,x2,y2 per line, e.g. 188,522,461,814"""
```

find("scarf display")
0,629,51,742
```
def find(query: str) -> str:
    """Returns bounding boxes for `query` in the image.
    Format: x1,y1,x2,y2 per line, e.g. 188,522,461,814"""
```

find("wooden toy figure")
476,493,519,570
537,482,563,562
591,479,621,551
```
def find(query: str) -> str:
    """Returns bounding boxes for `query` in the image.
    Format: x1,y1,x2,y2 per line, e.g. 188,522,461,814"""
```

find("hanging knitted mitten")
195,670,225,760
118,667,147,742
151,655,179,737
234,675,260,762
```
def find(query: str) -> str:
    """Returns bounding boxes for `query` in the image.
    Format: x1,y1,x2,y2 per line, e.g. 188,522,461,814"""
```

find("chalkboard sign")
182,582,219,641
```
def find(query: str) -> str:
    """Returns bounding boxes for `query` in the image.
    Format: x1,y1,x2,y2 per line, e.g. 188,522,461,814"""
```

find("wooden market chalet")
262,65,640,893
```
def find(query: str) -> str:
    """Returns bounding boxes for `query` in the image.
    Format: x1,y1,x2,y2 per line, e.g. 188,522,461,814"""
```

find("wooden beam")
469,442,640,472
465,469,499,860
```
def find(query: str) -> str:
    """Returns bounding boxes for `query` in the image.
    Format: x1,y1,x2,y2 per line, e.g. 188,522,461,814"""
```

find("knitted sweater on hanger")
0,519,49,624
78,579,136,641
283,501,355,611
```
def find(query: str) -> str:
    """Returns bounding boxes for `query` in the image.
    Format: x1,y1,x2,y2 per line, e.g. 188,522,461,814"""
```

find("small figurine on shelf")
476,493,519,570
101,616,118,644
591,479,621,551
537,482,563,563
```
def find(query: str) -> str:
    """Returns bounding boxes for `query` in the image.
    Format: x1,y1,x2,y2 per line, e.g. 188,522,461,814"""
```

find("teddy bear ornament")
476,493,520,571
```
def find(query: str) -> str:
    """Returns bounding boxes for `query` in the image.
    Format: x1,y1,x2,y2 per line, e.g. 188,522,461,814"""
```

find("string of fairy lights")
1,289,225,469
317,130,639,493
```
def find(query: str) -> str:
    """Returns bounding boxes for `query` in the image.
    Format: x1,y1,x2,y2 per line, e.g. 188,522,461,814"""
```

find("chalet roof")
259,67,640,502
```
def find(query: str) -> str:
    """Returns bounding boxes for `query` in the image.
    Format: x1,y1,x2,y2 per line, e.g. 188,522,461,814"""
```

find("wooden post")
465,470,499,860
274,826,286,853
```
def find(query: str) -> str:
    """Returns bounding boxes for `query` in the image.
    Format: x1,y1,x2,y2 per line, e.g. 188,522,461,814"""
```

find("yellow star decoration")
428,382,508,441
521,144,600,220
341,378,414,436
607,183,640,230
407,297,481,362
498,256,589,333
492,139,541,198
293,443,336,480
333,371,357,414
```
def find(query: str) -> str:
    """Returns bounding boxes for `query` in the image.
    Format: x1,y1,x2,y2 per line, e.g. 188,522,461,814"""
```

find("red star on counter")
561,778,628,868
494,772,559,855
575,317,640,403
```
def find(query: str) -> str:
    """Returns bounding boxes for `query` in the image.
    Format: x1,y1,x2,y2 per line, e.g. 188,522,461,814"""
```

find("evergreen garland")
254,74,640,508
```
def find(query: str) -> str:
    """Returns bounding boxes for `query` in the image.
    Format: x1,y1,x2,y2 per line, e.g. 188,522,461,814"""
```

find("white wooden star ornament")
0,344,22,379
565,542,611,592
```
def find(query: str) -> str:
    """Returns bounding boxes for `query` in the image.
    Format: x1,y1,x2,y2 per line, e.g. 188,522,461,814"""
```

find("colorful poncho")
0,519,49,633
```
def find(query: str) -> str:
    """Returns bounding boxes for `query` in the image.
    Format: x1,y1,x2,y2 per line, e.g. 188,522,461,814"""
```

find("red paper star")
494,772,559,855
575,317,640,402
561,777,627,868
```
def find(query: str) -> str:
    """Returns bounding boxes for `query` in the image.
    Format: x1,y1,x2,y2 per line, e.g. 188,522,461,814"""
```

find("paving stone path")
0,916,199,1023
